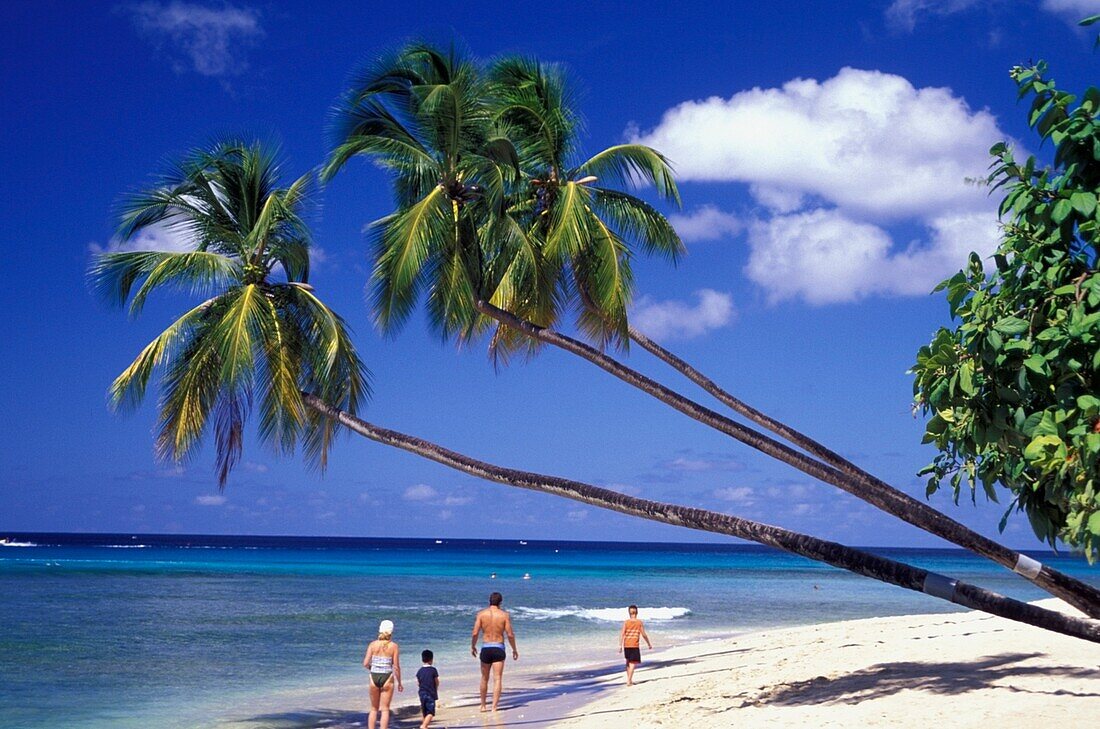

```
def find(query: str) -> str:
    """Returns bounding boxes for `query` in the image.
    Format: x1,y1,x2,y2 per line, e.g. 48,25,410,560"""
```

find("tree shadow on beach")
740,652,1100,709
230,656,698,728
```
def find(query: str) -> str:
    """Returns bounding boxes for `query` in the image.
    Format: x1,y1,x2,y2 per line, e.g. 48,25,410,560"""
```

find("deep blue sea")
1,532,1097,728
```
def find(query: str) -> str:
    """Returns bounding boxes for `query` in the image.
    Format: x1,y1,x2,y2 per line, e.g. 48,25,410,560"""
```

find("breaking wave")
512,606,691,622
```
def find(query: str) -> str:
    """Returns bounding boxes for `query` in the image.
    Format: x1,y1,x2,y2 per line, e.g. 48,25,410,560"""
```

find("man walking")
471,591,519,712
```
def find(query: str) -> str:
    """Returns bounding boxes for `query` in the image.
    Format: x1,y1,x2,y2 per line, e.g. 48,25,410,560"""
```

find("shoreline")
552,598,1100,728
217,599,1099,728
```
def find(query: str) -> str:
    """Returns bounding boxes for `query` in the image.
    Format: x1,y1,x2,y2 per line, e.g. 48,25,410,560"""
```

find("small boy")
618,605,652,686
416,649,440,728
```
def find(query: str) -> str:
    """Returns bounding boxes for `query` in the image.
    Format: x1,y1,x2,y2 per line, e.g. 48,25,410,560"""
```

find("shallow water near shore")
1,533,1097,728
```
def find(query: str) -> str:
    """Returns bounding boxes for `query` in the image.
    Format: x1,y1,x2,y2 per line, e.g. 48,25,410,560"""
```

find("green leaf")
1088,511,1100,536
1023,434,1062,462
994,316,1029,334
1070,191,1097,217
1051,197,1073,223
1023,354,1048,375
959,361,977,395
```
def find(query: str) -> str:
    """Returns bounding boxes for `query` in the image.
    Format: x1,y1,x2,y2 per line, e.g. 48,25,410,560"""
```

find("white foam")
102,544,151,548
513,606,691,622
0,541,37,547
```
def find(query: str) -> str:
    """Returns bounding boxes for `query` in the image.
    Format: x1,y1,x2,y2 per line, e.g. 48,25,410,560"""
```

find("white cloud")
128,2,263,77
667,205,743,242
402,484,472,508
745,209,998,305
1042,0,1100,22
632,68,1007,305
714,486,755,503
403,484,438,502
89,223,195,254
195,494,226,506
884,0,985,31
632,68,1001,220
631,289,736,341
886,0,1100,30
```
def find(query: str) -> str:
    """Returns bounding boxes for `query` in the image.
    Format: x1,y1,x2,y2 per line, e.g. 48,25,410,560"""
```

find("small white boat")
519,540,528,545
522,572,531,580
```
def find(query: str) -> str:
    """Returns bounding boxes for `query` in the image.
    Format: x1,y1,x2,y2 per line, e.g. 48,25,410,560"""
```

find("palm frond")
108,296,220,411
155,325,223,464
543,181,590,262
591,188,685,262
573,144,681,205
126,251,241,316
368,186,452,333
574,208,633,349
211,284,265,388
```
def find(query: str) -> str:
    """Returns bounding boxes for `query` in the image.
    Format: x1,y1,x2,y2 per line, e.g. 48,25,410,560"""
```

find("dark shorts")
480,646,507,664
419,694,436,716
624,647,642,664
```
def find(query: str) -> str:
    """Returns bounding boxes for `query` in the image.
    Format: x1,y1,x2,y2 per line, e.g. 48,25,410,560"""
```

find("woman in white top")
363,619,403,729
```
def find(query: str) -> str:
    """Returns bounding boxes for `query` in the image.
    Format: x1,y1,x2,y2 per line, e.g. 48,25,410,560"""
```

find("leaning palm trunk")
473,299,1100,618
626,325,1100,619
302,393,1100,644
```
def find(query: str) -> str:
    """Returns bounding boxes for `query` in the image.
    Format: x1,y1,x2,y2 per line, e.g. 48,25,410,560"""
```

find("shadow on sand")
739,652,1100,709
233,650,1097,726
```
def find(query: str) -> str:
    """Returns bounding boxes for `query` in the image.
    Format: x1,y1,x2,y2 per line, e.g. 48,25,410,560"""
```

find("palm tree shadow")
232,657,694,727
739,652,1100,709
232,705,414,728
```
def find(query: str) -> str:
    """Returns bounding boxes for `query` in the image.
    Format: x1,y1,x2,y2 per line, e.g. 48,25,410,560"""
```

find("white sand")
551,599,1100,728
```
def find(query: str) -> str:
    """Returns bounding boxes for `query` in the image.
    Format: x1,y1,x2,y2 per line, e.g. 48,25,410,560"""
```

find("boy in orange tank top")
618,604,652,686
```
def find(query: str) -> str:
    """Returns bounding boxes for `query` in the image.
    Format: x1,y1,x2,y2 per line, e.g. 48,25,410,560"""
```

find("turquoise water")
1,533,1097,728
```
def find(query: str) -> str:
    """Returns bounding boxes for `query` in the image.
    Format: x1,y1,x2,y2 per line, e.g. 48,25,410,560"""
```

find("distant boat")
434,540,443,544
522,573,531,580
519,540,527,545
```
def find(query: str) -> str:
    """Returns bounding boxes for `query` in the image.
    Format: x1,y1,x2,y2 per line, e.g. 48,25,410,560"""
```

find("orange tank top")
623,618,643,648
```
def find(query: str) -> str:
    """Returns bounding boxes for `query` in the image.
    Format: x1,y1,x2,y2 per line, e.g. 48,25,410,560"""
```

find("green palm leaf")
573,144,681,205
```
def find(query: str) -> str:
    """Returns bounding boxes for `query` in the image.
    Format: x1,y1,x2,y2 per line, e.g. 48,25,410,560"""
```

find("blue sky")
2,0,1099,548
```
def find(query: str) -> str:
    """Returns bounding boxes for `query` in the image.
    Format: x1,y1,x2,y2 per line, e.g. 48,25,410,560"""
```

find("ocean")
1,533,1097,728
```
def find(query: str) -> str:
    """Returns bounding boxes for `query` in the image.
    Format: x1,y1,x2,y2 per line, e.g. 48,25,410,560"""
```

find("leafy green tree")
913,62,1100,559
325,45,1100,614
93,140,1100,644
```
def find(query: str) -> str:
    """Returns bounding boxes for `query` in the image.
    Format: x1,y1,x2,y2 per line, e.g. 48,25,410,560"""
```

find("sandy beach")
224,599,1099,728
551,599,1100,728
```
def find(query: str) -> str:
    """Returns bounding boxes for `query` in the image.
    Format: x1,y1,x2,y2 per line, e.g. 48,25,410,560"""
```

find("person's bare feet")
480,704,488,713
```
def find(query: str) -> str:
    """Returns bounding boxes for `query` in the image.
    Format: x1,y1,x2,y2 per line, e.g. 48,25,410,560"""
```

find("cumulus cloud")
403,484,438,502
89,223,194,254
714,486,755,503
194,494,227,506
631,67,1007,305
631,289,736,340
402,484,472,507
128,1,263,77
667,205,743,242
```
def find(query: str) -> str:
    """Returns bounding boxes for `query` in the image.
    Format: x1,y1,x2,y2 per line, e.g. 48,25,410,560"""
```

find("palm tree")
89,140,367,485
92,141,1100,644
323,47,1100,616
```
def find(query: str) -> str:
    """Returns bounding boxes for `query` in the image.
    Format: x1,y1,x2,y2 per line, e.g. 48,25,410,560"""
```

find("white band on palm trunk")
1013,554,1042,579
922,572,958,601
